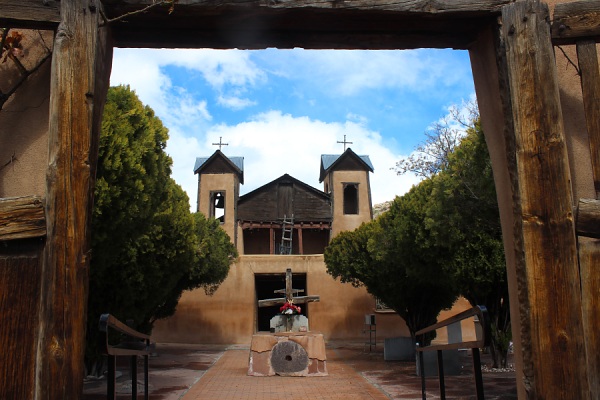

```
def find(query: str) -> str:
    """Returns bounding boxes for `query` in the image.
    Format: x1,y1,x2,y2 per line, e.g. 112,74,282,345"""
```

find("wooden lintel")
98,0,507,49
552,0,600,45
104,0,510,14
0,196,46,240
0,0,61,29
576,199,600,238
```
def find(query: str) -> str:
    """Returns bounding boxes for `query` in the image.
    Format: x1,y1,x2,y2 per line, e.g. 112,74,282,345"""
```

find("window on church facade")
210,191,226,223
343,183,358,214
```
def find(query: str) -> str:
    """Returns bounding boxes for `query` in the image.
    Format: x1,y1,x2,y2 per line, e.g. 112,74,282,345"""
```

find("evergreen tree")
325,180,459,343
86,85,237,370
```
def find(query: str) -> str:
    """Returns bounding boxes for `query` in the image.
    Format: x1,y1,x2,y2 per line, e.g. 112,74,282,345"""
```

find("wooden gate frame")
1,0,600,398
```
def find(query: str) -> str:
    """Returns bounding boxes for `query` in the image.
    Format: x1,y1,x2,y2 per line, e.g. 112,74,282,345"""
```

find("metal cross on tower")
212,136,229,151
337,134,353,151
258,268,320,308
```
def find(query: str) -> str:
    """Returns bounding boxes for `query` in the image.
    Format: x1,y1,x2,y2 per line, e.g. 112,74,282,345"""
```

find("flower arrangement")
280,300,301,315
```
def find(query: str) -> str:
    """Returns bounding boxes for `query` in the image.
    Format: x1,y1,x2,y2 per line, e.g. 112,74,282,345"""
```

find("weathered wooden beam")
579,239,600,396
0,0,61,29
576,198,600,238
104,0,511,15
36,0,113,398
576,40,600,198
102,0,505,49
0,196,46,240
112,28,478,50
552,0,600,45
501,1,589,398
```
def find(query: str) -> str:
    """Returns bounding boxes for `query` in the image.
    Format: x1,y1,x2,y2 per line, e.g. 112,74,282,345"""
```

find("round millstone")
270,340,309,375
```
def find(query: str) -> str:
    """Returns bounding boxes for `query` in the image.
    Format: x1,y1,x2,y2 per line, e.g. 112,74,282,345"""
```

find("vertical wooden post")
577,40,600,199
500,1,589,398
576,39,600,396
37,0,112,398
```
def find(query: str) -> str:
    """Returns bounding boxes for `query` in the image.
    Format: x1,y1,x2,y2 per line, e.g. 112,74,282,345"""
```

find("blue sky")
110,48,475,208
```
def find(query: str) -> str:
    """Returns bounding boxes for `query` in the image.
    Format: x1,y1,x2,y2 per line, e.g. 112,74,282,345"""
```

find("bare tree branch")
101,0,177,26
394,100,479,178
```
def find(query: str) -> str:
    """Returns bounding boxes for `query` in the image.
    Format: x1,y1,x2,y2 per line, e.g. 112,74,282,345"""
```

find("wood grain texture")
578,239,600,397
103,0,507,49
0,254,42,400
0,0,60,28
501,1,589,398
36,0,113,398
576,198,600,238
0,196,46,240
576,40,600,198
1,0,506,49
552,0,600,45
104,0,511,14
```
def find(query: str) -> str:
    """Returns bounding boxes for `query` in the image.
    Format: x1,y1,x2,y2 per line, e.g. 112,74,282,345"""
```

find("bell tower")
194,149,244,246
319,147,374,238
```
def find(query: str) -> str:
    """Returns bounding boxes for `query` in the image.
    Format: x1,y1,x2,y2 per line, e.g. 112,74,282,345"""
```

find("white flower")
284,309,293,315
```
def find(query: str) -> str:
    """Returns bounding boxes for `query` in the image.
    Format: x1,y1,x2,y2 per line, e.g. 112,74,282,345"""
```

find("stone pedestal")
247,332,328,377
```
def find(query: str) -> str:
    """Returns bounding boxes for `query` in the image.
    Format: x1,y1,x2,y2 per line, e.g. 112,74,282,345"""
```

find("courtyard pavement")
82,340,518,400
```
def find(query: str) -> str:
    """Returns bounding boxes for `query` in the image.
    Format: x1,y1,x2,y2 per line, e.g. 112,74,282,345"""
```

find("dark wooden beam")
576,198,600,238
501,1,589,398
103,0,511,15
0,0,60,29
37,0,113,398
101,0,506,49
0,196,46,240
552,0,600,45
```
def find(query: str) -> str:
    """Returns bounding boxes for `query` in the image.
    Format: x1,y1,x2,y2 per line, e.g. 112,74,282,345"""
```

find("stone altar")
247,332,328,377
249,268,326,376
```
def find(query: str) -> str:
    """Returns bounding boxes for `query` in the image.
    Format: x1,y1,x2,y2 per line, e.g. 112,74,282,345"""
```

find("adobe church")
151,146,418,343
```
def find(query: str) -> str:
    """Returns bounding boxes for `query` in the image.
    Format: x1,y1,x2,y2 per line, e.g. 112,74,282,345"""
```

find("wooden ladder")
279,214,294,254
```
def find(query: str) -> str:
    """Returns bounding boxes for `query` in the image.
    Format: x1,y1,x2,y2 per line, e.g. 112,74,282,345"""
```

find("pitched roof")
319,147,374,182
193,150,244,184
239,173,329,204
237,173,331,223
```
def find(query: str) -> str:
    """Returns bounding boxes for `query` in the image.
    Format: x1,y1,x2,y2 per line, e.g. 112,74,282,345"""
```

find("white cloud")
217,95,256,110
109,48,469,210
254,49,471,96
170,111,420,207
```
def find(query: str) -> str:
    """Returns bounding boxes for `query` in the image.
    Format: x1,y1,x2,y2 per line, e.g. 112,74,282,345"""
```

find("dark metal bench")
99,314,151,400
415,305,491,400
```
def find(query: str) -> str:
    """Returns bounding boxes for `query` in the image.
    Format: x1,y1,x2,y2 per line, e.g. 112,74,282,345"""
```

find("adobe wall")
0,30,53,198
330,170,373,237
151,254,412,344
197,173,239,244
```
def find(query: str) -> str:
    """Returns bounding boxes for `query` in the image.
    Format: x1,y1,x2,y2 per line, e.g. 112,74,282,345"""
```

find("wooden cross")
212,136,229,151
258,268,320,308
337,134,353,151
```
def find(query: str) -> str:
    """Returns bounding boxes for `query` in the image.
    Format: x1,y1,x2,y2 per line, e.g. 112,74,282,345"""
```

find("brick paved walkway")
181,349,390,400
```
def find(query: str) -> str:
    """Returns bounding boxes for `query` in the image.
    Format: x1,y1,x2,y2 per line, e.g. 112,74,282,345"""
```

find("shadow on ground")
82,341,517,400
